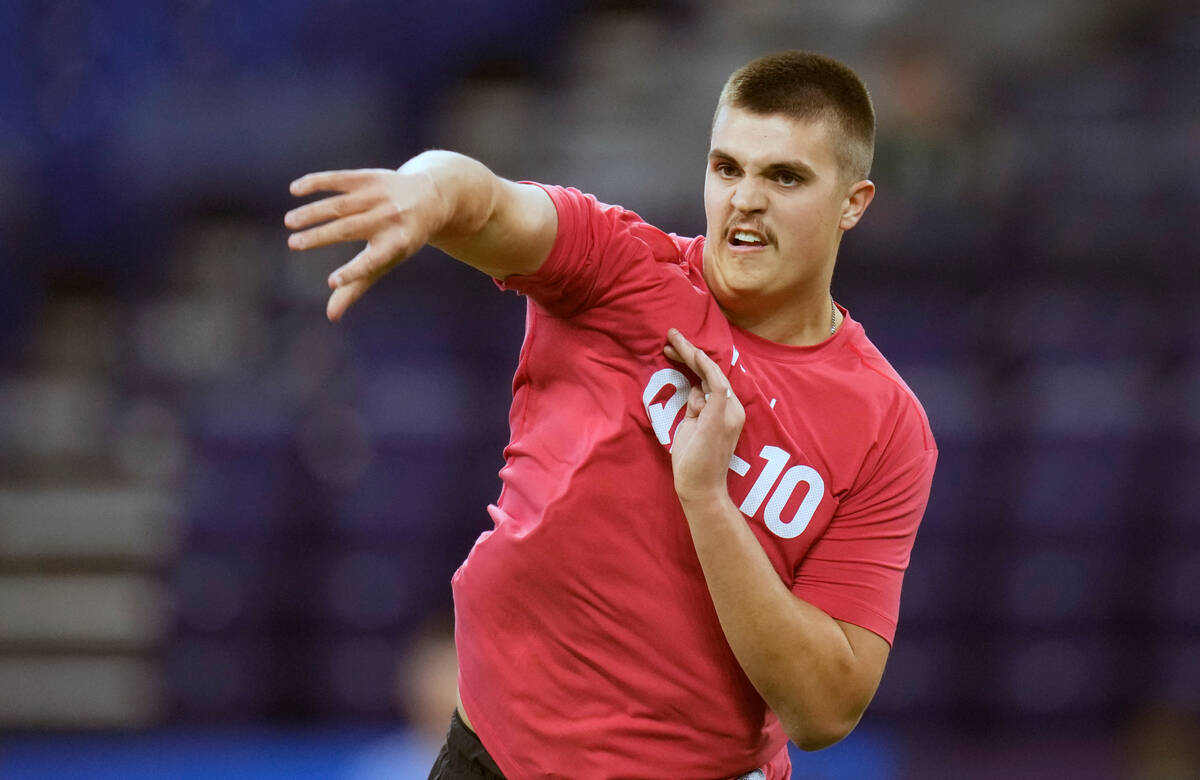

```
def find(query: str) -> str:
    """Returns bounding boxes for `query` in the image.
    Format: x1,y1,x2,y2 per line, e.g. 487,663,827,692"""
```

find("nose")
730,177,766,213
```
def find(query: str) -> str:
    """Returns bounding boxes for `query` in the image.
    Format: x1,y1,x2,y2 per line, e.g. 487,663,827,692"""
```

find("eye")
714,162,739,178
775,170,801,187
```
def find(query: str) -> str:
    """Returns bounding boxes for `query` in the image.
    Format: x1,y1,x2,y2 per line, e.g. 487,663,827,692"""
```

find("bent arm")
286,151,556,320
679,491,889,750
663,328,889,750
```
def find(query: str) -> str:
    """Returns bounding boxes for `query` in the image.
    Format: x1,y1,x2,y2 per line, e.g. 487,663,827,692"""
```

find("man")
286,51,936,780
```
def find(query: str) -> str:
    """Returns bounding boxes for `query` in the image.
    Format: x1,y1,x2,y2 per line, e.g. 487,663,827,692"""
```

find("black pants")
426,710,769,780
427,710,507,780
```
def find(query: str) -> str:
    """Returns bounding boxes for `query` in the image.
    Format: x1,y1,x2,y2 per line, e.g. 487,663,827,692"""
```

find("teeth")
732,230,765,245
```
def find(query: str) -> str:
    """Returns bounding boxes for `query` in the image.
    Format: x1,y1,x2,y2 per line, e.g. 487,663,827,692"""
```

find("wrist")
675,483,736,513
402,152,489,242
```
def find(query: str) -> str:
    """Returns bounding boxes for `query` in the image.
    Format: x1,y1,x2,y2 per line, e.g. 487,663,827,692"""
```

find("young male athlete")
286,51,936,780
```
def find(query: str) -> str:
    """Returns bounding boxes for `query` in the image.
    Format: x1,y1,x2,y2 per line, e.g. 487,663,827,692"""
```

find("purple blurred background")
1,0,1197,777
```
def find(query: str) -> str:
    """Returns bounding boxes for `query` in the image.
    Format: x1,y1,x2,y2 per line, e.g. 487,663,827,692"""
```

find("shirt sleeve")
791,403,937,645
495,184,690,319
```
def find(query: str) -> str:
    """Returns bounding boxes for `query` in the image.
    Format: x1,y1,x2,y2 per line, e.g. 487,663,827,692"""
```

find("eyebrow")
708,149,817,180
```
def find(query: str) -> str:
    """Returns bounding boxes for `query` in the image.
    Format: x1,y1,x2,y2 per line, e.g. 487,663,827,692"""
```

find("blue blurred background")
1,0,1197,778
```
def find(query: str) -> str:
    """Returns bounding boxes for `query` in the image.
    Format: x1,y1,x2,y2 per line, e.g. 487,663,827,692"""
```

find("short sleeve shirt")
451,185,937,780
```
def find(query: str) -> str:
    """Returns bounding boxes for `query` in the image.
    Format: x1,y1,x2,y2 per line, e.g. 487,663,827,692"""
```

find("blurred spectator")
340,616,458,780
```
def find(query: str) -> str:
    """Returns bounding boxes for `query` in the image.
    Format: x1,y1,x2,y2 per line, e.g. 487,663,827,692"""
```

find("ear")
839,179,875,231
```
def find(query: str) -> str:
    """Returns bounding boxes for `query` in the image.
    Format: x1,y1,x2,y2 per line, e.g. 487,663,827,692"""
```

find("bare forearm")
679,493,873,750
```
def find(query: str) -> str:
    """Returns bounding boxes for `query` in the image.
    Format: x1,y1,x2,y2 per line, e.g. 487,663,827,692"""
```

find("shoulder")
532,184,649,239
537,184,698,261
501,183,704,317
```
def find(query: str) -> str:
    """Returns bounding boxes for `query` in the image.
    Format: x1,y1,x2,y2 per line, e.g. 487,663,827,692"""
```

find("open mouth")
728,228,769,248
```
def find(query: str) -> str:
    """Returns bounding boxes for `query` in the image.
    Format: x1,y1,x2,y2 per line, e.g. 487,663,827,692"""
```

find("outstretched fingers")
285,190,376,231
287,204,392,251
327,243,385,289
289,169,391,198
326,276,374,322
287,167,428,321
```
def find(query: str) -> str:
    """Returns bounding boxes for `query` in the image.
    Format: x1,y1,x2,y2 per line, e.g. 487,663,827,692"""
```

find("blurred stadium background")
1,0,1197,777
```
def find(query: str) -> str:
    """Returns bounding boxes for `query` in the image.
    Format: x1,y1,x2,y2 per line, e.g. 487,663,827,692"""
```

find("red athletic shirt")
451,185,937,780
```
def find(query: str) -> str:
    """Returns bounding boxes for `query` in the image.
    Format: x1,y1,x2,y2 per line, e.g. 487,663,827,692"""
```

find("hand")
663,328,745,504
285,168,443,321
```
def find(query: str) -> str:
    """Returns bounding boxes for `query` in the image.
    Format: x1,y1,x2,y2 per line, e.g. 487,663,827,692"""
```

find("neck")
721,293,839,346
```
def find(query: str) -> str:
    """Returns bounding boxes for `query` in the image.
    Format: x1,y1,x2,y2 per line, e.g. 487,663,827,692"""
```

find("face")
703,105,873,331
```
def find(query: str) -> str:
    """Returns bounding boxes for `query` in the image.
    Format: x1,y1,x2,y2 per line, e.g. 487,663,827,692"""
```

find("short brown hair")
717,51,875,182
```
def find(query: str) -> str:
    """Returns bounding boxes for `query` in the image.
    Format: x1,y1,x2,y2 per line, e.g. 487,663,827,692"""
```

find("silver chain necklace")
830,298,838,335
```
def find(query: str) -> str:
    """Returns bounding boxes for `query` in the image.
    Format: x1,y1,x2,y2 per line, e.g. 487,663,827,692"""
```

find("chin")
715,266,768,298
710,283,761,314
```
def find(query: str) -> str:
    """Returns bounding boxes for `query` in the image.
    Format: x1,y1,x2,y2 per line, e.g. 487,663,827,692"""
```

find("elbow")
779,696,867,752
785,717,858,752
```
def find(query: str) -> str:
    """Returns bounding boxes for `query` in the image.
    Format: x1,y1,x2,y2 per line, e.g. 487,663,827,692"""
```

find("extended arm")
286,150,557,321
663,328,890,751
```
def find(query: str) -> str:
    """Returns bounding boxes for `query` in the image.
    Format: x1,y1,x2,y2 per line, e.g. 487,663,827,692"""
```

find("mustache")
725,221,776,245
